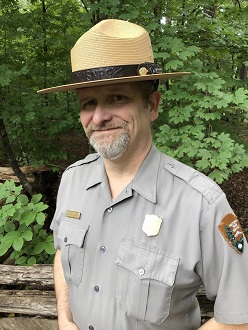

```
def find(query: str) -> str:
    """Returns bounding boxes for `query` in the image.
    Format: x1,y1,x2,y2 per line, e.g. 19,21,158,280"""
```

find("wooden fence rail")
0,264,214,329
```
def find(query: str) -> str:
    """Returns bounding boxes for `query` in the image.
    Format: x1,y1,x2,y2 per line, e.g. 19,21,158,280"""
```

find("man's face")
78,82,160,160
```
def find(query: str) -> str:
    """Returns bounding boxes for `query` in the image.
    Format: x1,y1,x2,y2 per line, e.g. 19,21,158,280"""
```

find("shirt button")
107,207,113,213
138,268,145,276
94,285,100,292
89,326,94,330
100,246,106,253
64,237,67,243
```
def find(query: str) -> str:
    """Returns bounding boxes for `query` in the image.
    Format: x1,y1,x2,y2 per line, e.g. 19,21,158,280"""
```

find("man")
38,19,248,330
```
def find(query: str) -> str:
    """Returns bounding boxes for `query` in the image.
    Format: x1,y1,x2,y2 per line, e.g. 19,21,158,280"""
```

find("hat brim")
37,72,190,94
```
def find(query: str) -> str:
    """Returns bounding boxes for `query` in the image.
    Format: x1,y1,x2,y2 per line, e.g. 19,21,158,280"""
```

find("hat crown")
71,19,154,72
37,19,190,94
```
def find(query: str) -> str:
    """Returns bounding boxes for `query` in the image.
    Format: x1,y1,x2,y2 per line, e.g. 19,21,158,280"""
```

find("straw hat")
37,19,190,93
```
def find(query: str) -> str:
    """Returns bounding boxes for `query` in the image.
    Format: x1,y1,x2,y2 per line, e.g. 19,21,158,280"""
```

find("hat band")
72,63,162,83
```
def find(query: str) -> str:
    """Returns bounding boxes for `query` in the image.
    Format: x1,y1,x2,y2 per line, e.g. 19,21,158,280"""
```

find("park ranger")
38,19,248,330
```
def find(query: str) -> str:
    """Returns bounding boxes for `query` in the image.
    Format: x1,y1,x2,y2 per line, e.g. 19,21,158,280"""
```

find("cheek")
80,112,92,128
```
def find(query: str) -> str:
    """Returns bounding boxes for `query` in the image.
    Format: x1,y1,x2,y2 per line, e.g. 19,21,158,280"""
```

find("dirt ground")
220,167,248,240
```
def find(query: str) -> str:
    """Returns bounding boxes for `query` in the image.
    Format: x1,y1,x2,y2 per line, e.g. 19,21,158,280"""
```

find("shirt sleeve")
199,193,248,324
50,215,61,249
50,173,66,250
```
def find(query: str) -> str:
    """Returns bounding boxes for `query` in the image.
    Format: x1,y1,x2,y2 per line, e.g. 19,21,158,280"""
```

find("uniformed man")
38,19,248,330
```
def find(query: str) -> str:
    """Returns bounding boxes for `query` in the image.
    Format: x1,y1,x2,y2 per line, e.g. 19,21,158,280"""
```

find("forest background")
0,0,247,265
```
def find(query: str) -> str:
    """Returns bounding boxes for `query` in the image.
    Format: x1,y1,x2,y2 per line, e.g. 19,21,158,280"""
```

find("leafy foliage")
0,0,247,268
0,0,84,166
73,0,248,183
0,180,55,265
151,1,248,183
0,0,247,182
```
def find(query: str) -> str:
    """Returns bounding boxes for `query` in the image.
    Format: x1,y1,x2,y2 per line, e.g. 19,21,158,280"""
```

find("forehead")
77,82,138,99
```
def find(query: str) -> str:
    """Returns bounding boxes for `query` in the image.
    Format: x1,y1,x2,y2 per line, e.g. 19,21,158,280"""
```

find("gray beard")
89,130,130,160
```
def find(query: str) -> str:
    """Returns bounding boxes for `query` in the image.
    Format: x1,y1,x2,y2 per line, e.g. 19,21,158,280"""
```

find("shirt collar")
85,156,105,190
132,145,160,203
85,145,160,204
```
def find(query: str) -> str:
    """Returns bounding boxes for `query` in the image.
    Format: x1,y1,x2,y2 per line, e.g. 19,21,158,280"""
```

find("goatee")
88,123,130,160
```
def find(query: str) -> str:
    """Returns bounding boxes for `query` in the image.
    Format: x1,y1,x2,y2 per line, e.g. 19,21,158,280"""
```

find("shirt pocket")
115,238,179,324
57,217,89,287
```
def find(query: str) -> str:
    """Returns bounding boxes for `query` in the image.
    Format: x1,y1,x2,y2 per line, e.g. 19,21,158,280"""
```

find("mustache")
87,122,127,136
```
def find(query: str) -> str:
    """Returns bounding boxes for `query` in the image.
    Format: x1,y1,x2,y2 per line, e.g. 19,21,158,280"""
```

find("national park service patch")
218,213,244,254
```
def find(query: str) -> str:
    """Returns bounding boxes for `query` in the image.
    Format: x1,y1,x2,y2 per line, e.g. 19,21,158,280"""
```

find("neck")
103,140,152,199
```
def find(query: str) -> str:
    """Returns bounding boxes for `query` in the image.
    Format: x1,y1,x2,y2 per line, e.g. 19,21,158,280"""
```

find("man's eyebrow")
78,96,95,102
77,86,131,101
106,87,131,94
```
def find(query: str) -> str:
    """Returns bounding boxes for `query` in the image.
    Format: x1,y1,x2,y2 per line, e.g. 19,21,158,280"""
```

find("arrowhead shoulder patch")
218,213,244,254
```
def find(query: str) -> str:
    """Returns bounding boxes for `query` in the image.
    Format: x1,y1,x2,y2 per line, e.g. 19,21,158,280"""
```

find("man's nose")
92,105,112,125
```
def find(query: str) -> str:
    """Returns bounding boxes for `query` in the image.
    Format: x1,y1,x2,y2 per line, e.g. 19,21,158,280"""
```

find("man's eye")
112,95,126,103
81,99,96,109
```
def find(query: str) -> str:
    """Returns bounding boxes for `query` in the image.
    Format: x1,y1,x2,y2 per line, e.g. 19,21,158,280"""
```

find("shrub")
0,180,55,265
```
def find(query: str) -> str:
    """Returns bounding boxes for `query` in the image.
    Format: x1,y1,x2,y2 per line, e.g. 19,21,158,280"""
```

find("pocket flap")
116,239,179,286
58,217,89,247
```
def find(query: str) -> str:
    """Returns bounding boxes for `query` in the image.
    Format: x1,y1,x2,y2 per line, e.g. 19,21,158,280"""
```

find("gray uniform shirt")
51,146,248,330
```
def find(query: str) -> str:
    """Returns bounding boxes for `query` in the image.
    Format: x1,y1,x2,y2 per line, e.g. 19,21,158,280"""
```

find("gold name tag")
66,210,81,219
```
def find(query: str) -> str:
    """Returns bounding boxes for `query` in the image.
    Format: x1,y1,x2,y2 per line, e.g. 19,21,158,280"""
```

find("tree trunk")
0,118,34,195
239,64,247,80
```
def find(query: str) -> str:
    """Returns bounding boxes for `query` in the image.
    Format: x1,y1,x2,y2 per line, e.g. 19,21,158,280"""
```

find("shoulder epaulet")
164,158,223,205
65,153,100,171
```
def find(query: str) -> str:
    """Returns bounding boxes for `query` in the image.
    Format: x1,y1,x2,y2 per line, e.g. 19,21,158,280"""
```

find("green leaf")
25,112,36,121
31,194,42,204
38,229,47,239
45,234,54,243
33,241,46,254
36,212,46,225
233,88,248,105
11,114,22,124
0,240,13,256
4,180,16,191
6,195,16,204
1,204,14,213
1,231,20,244
14,185,23,196
4,221,15,232
0,67,13,86
15,256,27,265
209,169,229,184
165,60,183,70
44,242,55,255
17,194,29,206
13,237,24,251
27,256,36,266
21,230,33,241
34,202,48,212
20,211,36,226
195,159,210,170
0,189,8,200
10,250,20,260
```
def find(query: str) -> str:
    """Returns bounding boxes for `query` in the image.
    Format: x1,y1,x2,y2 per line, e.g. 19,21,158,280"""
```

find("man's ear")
149,91,161,122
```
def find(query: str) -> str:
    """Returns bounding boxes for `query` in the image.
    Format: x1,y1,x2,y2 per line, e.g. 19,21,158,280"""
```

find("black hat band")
72,62,162,83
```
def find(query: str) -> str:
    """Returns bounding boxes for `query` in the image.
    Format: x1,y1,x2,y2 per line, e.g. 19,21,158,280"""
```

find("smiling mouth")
92,127,121,133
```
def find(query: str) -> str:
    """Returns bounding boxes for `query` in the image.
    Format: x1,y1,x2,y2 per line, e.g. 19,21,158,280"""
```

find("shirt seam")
215,310,248,316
